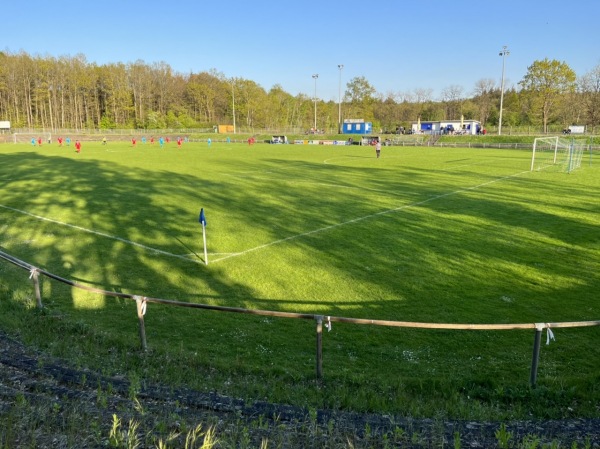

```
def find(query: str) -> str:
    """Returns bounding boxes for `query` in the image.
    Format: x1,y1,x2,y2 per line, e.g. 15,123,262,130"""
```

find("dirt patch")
1,330,599,448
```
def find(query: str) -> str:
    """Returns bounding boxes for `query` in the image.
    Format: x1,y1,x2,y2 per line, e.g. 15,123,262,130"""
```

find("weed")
239,426,251,449
97,384,108,408
128,372,141,400
15,392,27,408
495,423,514,449
520,434,541,449
108,414,141,449
133,397,145,415
453,431,462,449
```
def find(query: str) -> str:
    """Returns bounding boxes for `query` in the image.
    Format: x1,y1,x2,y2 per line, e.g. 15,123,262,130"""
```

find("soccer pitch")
1,140,599,416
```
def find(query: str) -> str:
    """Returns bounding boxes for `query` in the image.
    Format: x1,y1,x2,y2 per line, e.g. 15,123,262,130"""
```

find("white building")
411,119,483,135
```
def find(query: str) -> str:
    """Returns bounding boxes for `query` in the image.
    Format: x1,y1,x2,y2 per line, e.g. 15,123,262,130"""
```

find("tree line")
1,50,599,133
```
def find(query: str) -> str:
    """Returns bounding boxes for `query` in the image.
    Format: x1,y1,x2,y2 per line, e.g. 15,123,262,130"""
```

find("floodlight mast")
338,64,344,133
312,74,319,132
231,79,236,134
498,46,509,136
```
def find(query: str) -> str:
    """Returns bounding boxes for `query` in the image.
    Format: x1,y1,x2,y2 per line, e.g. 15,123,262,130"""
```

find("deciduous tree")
578,64,600,129
518,58,576,133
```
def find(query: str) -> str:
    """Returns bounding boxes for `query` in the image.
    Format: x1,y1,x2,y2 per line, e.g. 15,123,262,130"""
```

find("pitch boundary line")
210,170,530,263
227,176,412,197
1,170,529,267
323,155,402,164
323,155,497,171
0,204,204,265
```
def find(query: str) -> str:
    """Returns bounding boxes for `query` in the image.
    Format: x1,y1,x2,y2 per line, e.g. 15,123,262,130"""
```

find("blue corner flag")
199,208,207,227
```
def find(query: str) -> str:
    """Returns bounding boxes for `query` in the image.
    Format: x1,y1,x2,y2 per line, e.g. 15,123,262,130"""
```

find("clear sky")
2,0,599,102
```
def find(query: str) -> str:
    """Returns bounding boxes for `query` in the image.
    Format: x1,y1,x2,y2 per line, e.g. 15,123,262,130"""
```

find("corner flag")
199,208,208,265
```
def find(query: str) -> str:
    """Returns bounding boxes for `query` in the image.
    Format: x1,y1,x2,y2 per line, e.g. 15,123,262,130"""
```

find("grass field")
1,139,599,421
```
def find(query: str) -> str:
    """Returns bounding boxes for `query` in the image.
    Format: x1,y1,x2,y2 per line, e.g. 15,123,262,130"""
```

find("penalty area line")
211,170,530,264
0,203,204,265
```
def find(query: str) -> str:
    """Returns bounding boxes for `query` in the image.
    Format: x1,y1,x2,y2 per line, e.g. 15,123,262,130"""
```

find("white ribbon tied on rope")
536,322,555,345
325,316,332,332
133,295,147,316
545,324,555,345
28,267,38,279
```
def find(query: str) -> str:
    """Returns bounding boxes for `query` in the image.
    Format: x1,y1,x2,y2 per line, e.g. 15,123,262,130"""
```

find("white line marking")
1,170,529,266
225,176,411,197
324,156,367,164
0,203,203,264
210,170,529,263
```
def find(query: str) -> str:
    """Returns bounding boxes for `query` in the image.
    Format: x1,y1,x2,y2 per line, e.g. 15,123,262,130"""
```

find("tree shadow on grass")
1,146,599,417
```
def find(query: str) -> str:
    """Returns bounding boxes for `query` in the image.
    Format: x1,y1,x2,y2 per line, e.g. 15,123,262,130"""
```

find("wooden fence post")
135,296,148,351
30,268,43,309
530,324,543,388
316,315,323,380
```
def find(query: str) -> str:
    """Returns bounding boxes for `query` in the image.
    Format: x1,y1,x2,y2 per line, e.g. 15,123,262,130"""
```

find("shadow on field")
2,149,598,323
1,146,599,417
1,148,259,294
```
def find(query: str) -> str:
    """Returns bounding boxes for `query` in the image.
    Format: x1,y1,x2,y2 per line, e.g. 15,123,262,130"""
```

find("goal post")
531,136,590,173
531,136,558,171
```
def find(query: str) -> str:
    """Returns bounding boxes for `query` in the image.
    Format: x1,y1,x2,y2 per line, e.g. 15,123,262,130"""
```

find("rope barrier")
2,249,599,331
1,249,599,385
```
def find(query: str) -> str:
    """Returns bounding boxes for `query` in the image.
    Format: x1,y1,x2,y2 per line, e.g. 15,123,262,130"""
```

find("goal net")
531,136,589,173
13,132,52,145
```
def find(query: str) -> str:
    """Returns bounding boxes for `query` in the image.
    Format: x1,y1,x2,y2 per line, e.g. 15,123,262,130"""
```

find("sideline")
210,169,530,263
0,169,530,266
0,203,203,264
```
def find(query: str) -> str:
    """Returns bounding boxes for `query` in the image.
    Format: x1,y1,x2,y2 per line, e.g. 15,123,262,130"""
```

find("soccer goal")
531,136,589,173
13,132,52,145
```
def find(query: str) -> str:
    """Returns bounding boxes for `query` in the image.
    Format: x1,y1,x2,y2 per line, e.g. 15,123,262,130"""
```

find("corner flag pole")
199,208,208,265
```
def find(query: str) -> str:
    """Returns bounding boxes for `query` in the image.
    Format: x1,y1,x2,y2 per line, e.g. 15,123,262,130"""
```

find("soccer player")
207,138,211,147
132,137,137,147
159,137,164,148
37,137,42,146
31,137,36,146
75,140,81,153
375,140,381,158
65,137,71,146
102,137,107,145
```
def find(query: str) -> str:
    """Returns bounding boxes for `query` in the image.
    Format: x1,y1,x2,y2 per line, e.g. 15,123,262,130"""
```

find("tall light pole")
337,64,344,134
312,74,319,132
498,45,509,135
231,79,236,134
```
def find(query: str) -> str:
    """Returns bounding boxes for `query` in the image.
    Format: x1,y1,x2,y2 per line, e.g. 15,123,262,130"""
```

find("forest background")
1,51,599,135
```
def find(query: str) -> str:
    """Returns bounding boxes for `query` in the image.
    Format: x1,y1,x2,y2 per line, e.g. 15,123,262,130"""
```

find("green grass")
0,140,599,420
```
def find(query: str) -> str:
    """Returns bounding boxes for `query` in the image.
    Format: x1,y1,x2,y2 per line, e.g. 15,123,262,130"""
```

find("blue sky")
2,0,599,102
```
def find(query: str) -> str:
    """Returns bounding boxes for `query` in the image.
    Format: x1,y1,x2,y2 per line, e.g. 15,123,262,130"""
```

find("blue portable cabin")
342,119,373,135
